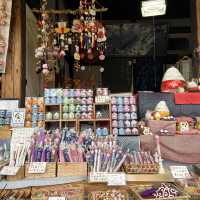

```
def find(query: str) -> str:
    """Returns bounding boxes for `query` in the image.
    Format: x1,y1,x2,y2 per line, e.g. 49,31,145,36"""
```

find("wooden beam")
1,0,26,104
195,0,200,45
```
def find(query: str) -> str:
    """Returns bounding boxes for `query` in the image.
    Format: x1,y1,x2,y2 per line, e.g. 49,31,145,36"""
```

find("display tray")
88,189,129,200
184,186,200,200
130,183,189,200
124,163,159,174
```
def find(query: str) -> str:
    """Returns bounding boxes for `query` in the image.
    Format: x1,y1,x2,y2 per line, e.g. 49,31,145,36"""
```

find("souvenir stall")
1,0,200,199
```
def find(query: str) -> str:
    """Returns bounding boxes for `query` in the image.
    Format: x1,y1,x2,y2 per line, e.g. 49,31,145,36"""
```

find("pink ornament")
42,68,49,75
112,105,117,112
112,113,117,120
124,105,130,112
111,97,117,104
59,50,65,58
99,53,105,61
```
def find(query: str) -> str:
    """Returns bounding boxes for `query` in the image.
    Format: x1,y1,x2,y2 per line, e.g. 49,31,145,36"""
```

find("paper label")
89,172,109,182
107,173,126,186
170,166,191,179
28,162,47,174
11,108,25,127
48,197,66,200
0,100,19,110
0,166,20,176
89,172,127,185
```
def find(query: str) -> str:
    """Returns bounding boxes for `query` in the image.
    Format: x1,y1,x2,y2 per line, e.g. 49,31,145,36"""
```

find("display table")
0,176,87,189
175,93,200,104
140,135,200,163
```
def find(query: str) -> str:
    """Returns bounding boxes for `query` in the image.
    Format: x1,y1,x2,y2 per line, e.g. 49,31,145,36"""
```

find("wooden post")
1,0,26,104
195,0,200,46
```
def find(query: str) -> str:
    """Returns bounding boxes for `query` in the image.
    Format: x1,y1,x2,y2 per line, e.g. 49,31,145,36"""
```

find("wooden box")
88,190,129,200
130,183,189,200
57,162,87,177
25,162,56,179
6,166,25,181
31,183,84,200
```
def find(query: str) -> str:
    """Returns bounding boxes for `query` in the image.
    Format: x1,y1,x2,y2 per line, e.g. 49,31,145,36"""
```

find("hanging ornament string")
34,0,107,74
35,0,55,75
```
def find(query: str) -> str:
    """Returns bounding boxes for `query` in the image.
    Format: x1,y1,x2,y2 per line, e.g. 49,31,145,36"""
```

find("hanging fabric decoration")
0,0,12,73
51,0,107,72
35,0,107,74
35,0,55,75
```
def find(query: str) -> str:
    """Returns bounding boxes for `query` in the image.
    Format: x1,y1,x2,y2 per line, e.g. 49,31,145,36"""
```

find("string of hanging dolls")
35,0,107,75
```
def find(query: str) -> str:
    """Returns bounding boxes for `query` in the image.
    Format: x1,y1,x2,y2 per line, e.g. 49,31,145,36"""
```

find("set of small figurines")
0,110,12,126
111,96,139,135
25,97,45,128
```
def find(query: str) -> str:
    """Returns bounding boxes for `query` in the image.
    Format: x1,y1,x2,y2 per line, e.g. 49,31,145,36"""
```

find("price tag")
107,173,126,186
28,162,47,174
48,197,66,200
89,172,108,182
0,166,20,176
170,166,191,179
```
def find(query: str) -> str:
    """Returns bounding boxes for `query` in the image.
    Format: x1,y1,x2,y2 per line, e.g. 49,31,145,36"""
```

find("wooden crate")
57,162,87,177
25,162,56,179
6,166,25,181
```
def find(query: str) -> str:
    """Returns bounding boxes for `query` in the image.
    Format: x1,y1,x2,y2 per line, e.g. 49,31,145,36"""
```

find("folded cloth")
175,93,200,104
140,135,200,163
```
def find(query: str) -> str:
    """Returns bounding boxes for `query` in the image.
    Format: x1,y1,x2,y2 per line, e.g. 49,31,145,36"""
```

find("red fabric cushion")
161,80,186,92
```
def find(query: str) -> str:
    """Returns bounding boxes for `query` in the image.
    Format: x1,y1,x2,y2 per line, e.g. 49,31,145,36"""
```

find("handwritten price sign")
170,166,191,179
28,162,47,174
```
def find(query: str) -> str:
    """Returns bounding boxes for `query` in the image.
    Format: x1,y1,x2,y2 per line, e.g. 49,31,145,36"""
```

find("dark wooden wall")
1,0,26,104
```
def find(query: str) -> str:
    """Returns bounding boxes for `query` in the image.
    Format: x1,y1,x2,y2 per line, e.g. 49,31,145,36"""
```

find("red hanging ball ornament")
88,52,94,60
37,20,43,28
80,52,85,60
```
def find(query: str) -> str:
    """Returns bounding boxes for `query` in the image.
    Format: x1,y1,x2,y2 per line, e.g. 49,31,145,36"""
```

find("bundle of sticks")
86,136,128,172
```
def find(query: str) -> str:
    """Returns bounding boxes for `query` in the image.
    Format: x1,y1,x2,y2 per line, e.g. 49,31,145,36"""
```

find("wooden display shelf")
44,104,60,106
79,119,95,122
95,102,110,105
61,119,77,122
45,120,60,122
95,118,110,121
